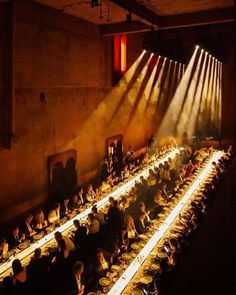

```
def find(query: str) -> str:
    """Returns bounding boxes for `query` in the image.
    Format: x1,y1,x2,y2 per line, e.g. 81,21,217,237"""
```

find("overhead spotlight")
126,11,132,23
170,59,172,62
143,49,146,53
175,61,177,64
196,45,199,48
90,0,99,8
164,57,167,60
205,51,208,55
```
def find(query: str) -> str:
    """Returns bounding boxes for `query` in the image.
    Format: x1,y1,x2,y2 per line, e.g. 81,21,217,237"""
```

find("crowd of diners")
0,140,233,295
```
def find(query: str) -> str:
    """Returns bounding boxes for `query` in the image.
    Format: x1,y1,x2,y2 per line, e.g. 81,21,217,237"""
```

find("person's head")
88,213,94,223
124,215,134,228
63,197,69,205
78,187,84,194
72,195,78,202
12,226,19,236
161,182,167,190
138,202,145,211
35,210,44,221
87,184,93,192
91,206,98,214
12,259,23,275
33,248,42,259
53,202,60,211
96,248,104,260
0,237,7,247
58,238,66,251
155,189,161,197
73,219,80,229
73,261,84,277
139,212,146,221
121,196,127,204
113,200,119,208
25,214,33,224
54,231,62,242
109,196,114,205
169,238,178,250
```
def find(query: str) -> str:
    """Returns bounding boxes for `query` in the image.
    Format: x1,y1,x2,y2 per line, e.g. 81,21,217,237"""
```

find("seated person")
160,182,172,201
60,197,71,217
73,220,87,251
151,189,167,218
99,179,111,193
69,195,80,212
124,215,138,241
27,248,49,288
66,261,85,295
77,187,87,206
119,196,129,212
12,259,28,293
138,202,151,224
103,235,120,263
54,231,76,253
8,226,25,249
0,237,9,259
135,212,150,234
34,210,48,230
86,213,100,235
93,248,111,276
48,202,60,224
123,165,130,178
86,184,96,202
21,214,36,238
91,206,105,226
107,200,124,233
54,238,71,263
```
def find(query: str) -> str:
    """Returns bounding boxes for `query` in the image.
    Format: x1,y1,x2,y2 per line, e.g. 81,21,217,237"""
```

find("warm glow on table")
108,150,224,295
0,148,181,276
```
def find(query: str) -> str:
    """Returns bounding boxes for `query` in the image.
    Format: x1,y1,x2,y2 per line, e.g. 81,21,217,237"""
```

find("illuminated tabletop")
107,150,224,295
0,148,181,277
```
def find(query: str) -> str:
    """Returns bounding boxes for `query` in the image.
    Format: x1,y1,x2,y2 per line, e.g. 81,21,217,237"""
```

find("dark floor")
167,156,236,295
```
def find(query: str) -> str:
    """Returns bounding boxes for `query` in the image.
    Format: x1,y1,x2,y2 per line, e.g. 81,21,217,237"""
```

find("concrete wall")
0,1,150,223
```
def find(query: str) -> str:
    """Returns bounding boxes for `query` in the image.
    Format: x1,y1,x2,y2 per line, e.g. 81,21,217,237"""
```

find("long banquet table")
106,150,224,295
0,148,181,278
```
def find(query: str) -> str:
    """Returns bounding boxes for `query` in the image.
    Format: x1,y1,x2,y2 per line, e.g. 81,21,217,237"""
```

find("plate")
46,225,54,233
140,275,153,284
99,277,112,287
33,232,44,240
19,241,30,250
121,253,132,260
3,252,12,259
157,252,167,258
131,290,144,295
111,265,120,272
131,243,140,251
149,263,160,271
